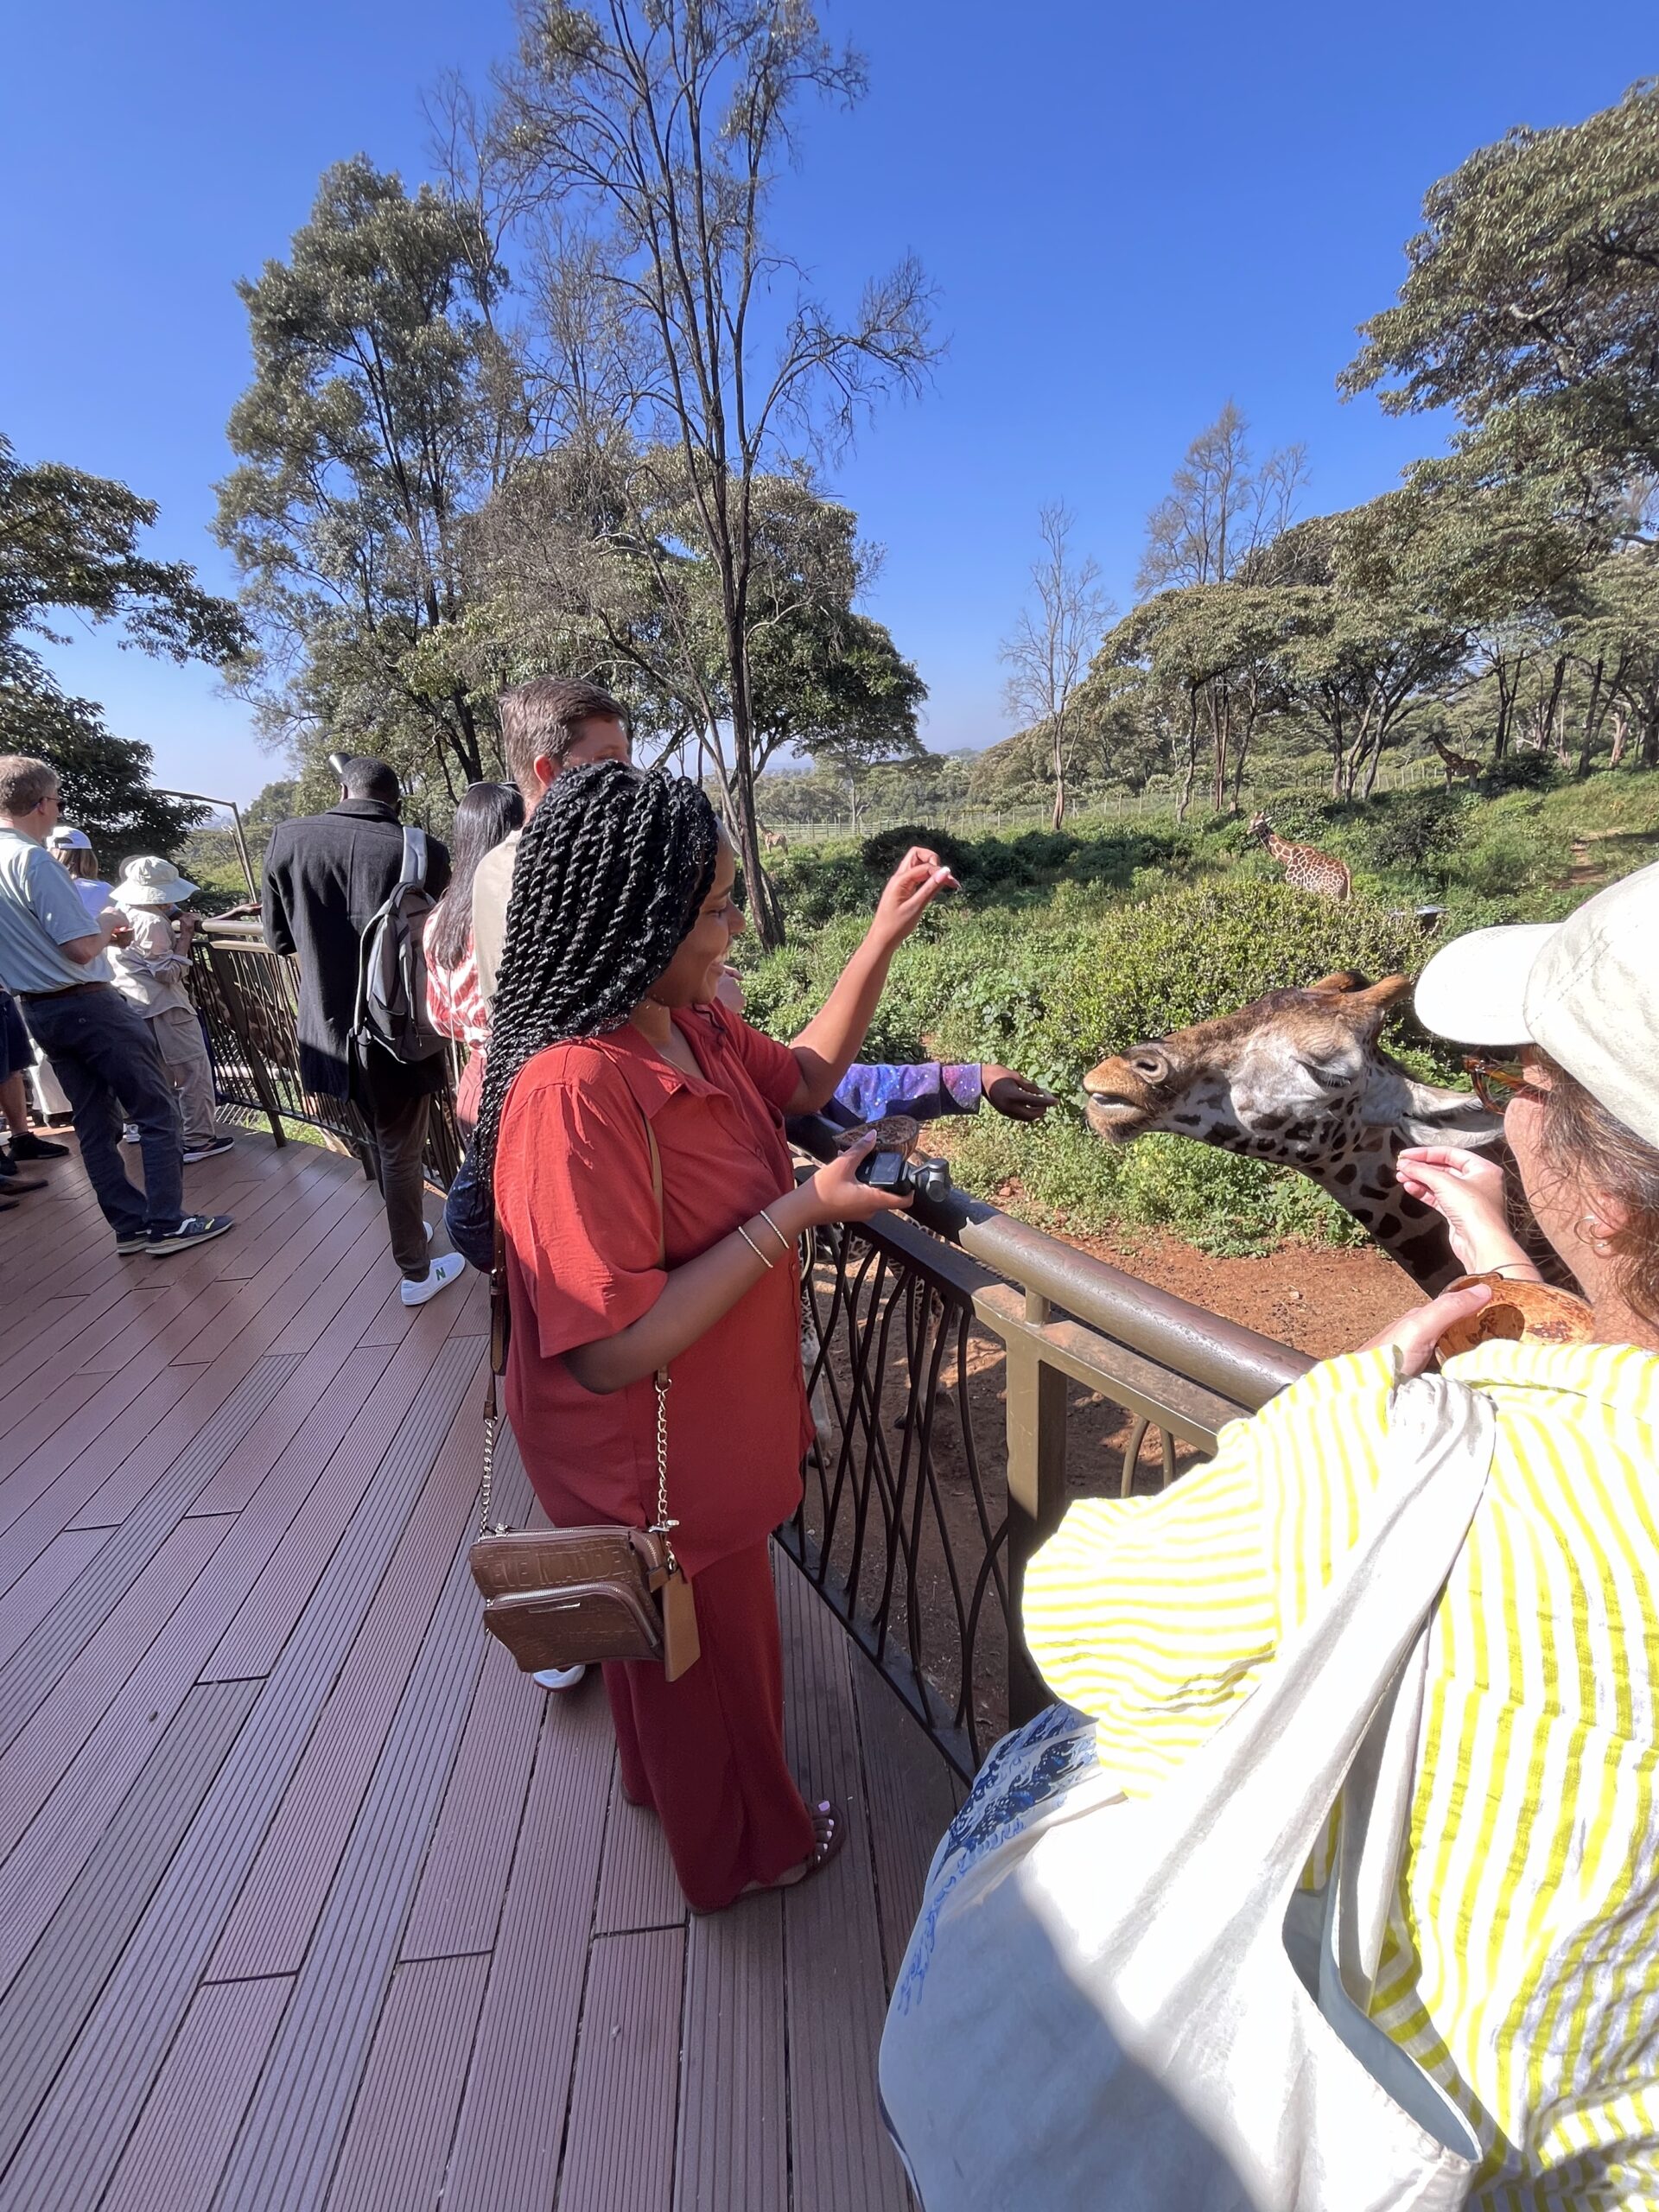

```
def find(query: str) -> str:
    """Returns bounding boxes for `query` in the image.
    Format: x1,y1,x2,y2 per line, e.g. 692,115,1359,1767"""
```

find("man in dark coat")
262,755,463,1306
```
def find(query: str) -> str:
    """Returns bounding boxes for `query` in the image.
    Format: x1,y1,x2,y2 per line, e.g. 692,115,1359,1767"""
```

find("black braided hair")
472,761,721,1198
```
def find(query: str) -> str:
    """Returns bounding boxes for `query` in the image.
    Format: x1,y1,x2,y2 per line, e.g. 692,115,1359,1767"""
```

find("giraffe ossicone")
1082,969,1525,1294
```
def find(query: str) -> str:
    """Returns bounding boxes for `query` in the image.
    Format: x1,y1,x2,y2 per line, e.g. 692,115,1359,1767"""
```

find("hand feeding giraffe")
1246,814,1351,901
1080,971,1564,1294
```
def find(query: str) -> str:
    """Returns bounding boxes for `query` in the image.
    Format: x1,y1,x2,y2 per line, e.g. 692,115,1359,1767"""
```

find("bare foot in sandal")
739,1800,844,1897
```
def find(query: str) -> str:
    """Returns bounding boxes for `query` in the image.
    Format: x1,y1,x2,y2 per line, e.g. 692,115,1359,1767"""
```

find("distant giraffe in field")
1246,813,1351,901
1429,734,1482,785
760,830,790,854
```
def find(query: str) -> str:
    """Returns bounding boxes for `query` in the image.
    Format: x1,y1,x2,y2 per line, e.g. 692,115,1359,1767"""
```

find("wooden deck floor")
0,1129,961,2211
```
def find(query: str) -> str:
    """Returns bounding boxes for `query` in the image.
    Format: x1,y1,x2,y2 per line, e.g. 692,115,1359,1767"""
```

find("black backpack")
354,827,444,1064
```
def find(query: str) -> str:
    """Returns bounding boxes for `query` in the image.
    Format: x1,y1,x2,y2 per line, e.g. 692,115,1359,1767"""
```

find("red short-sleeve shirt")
493,1002,812,1575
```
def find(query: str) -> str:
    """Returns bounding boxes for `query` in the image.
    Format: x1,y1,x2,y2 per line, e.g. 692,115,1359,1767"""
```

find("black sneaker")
115,1230,150,1255
0,1166,46,1192
8,1133,69,1161
182,1135,237,1163
145,1213,235,1256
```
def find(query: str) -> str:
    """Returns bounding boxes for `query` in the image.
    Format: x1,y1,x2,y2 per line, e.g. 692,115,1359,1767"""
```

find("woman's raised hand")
799,1133,914,1225
1394,1145,1536,1278
868,848,957,950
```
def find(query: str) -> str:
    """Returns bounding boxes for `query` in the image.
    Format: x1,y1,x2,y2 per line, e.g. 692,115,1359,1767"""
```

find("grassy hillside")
740,769,1659,1256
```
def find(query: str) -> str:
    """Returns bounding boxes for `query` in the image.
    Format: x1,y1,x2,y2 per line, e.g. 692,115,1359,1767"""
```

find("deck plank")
776,1559,913,2212
442,1689,614,2212
323,1954,491,2212
0,1681,257,2179
674,1895,788,2212
207,1365,490,1980
101,1977,293,2212
851,1662,959,1991
560,1929,686,2212
594,1749,689,1936
0,1333,486,2212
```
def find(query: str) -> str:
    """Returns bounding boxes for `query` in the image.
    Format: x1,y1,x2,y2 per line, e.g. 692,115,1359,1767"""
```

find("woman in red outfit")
474,762,955,1911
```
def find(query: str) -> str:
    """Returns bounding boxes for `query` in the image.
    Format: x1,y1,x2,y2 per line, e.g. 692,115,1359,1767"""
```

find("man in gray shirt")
0,755,232,1256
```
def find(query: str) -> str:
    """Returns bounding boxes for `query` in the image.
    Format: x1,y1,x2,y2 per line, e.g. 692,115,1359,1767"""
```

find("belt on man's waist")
16,981,108,1004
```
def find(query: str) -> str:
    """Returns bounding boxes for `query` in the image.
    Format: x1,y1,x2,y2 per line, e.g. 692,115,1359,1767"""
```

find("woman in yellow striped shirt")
1024,861,1659,2207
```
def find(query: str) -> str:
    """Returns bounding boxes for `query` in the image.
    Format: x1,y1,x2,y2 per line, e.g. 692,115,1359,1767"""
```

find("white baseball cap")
47,825,93,851
1414,859,1659,1150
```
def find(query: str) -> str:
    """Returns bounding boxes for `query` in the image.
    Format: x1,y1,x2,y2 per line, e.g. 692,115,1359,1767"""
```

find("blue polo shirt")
0,828,111,993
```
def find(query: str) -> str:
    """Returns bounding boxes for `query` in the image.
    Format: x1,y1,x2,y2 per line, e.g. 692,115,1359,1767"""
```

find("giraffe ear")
1342,974,1413,1024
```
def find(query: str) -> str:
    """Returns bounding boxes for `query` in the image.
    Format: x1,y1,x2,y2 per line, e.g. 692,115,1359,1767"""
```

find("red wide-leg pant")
603,1541,815,1912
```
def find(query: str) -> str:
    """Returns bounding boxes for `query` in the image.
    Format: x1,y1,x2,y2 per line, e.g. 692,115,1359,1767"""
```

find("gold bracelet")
735,1223,774,1268
757,1206,792,1255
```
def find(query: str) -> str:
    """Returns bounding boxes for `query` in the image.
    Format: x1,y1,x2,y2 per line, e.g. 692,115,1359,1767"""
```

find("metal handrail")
788,1114,1310,1409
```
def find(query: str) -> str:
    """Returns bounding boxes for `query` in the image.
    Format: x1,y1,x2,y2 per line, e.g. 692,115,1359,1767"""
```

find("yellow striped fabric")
1024,1339,1659,2207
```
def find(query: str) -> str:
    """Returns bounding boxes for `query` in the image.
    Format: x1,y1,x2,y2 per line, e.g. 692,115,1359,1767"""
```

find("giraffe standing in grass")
1428,734,1482,785
1246,813,1351,901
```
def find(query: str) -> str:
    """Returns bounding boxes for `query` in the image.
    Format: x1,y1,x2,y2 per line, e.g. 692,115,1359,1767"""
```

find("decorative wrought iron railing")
194,921,1309,1783
192,918,463,1190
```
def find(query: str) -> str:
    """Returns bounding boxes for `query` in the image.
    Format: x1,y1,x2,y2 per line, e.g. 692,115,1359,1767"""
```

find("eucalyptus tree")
216,157,530,803
479,0,938,943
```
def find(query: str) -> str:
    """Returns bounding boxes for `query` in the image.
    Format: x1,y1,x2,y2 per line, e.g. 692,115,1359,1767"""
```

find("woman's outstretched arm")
781,848,957,1113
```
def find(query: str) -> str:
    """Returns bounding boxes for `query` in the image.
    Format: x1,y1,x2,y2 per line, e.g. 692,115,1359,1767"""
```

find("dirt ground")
1050,1222,1424,1359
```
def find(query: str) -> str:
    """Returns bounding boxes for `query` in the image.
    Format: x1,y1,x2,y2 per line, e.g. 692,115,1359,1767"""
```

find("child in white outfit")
109,859,232,1163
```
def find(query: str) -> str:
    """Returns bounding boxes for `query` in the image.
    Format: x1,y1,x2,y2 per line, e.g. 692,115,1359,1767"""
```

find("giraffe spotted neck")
1081,972,1516,1294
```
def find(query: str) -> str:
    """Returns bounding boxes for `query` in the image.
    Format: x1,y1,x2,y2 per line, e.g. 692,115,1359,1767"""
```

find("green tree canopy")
216,156,523,801
1,431,248,860
1343,80,1659,496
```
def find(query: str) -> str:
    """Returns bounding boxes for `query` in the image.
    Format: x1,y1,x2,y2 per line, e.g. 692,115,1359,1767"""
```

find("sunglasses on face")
1464,1055,1545,1112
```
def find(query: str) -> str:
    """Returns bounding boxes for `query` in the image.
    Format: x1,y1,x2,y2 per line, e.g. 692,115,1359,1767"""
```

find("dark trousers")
20,985,183,1237
352,1071,431,1280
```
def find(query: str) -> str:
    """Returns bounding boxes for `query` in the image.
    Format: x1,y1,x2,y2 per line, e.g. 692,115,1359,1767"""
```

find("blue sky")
3,2,1653,801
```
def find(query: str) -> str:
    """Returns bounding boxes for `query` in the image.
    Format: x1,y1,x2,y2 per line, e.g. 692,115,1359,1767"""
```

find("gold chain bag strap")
467,1115,701,1682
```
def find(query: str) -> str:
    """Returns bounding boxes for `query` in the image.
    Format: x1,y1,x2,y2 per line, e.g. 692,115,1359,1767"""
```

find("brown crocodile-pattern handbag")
467,1117,700,1681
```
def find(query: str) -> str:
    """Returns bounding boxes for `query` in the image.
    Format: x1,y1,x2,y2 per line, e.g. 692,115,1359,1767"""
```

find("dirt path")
1046,1223,1422,1358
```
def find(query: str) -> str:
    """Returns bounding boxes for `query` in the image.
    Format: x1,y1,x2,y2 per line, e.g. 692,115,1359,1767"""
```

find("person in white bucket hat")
109,856,234,1162
998,861,1659,2201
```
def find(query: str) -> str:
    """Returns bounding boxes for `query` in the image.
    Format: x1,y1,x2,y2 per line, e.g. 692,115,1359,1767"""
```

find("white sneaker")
534,1664,588,1692
400,1252,466,1306
121,1123,141,1145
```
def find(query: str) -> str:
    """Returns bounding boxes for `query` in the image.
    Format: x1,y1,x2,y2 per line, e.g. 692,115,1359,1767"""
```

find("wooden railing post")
1003,1289,1069,1730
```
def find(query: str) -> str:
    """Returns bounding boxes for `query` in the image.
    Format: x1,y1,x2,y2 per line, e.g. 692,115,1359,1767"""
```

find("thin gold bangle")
1490,1262,1545,1281
757,1205,792,1255
735,1223,774,1268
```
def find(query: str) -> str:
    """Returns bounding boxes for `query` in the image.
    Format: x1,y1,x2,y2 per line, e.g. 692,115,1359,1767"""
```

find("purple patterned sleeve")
831,1062,983,1122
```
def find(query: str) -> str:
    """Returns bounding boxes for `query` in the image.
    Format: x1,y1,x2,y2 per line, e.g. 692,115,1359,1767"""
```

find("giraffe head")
1246,811,1273,844
1081,971,1510,1290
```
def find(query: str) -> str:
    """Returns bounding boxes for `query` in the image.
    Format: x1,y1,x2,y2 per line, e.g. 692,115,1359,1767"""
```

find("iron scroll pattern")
190,927,463,1192
782,1218,1011,1782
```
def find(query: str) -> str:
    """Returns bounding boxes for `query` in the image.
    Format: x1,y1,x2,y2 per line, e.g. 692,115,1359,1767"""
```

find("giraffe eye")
1130,1048,1171,1087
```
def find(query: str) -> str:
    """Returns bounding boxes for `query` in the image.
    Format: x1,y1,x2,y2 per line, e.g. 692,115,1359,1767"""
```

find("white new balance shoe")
534,1665,588,1693
400,1252,466,1306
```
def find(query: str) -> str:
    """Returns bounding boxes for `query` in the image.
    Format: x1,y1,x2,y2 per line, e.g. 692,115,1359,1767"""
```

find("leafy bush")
859,823,976,878
1480,753,1560,796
